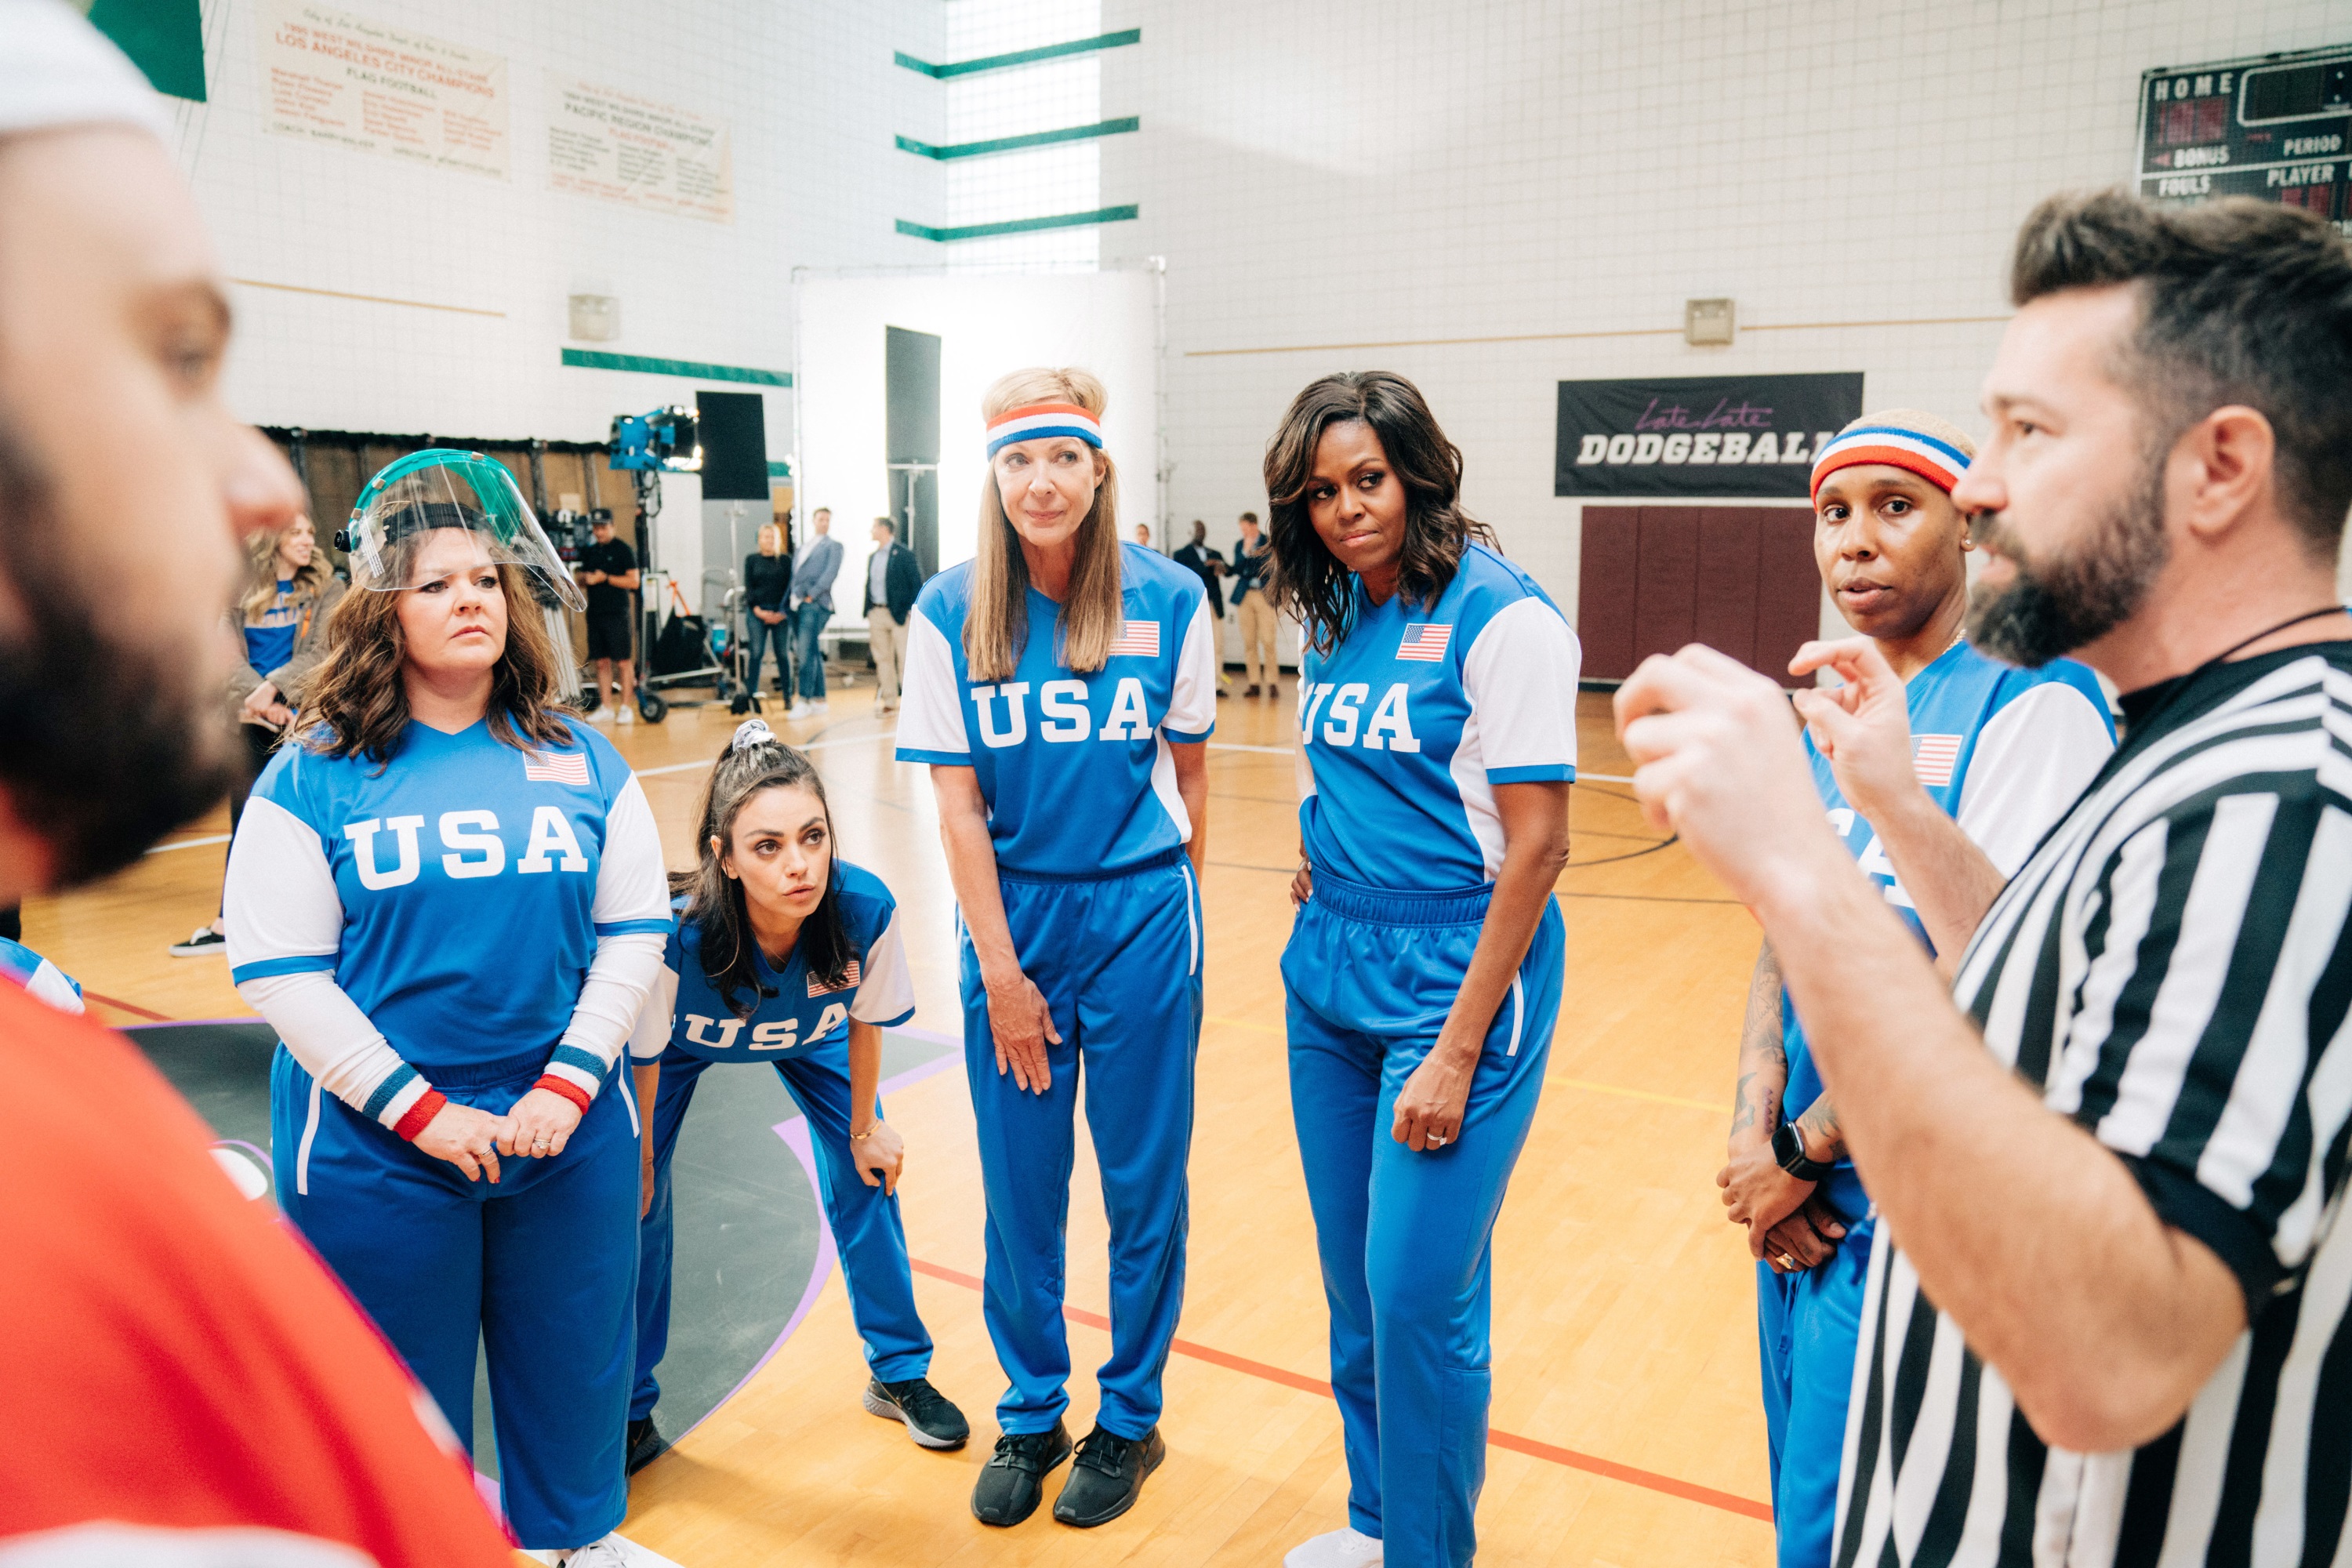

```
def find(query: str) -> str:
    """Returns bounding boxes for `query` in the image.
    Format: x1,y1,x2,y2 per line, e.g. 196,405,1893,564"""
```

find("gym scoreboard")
2138,43,2352,236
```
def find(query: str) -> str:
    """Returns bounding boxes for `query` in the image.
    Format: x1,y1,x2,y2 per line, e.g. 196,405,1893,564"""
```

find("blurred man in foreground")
0,4,513,1559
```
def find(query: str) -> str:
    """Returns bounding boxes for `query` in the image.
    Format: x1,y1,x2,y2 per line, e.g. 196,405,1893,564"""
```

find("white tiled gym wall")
172,0,946,447
1102,0,2351,627
935,0,1105,270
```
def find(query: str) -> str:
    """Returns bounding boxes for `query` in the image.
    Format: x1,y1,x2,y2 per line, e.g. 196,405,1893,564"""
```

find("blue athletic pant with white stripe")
270,1044,638,1549
960,847,1202,1439
631,1040,932,1421
1282,873,1563,1568
1758,1195,1875,1568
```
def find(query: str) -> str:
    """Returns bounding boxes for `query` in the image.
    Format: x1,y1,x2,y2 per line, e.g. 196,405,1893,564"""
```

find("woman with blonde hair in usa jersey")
620,719,968,1474
897,366,1218,1532
1267,372,1580,1568
224,453,673,1565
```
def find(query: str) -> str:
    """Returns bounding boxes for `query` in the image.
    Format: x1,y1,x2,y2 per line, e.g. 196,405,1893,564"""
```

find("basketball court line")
903,1255,1772,1523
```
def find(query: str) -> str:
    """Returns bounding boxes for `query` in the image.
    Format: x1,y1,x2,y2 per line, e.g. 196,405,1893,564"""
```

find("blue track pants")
631,1040,932,1420
1758,1182,1875,1568
271,1045,638,1550
1282,872,1564,1568
960,847,1201,1439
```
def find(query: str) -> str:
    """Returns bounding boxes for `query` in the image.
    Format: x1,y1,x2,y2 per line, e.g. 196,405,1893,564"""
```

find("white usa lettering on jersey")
679,1002,851,1053
971,677,1156,747
1297,681,1422,753
342,807,590,890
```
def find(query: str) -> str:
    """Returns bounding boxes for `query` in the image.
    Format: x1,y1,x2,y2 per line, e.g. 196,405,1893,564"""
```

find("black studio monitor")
696,390,769,501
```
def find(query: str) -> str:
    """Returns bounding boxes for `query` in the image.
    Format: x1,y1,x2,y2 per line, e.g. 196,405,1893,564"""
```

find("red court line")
908,1256,1772,1523
81,990,175,1023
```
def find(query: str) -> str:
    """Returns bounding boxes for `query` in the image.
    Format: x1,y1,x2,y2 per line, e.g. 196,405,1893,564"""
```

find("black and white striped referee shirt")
1834,644,2352,1568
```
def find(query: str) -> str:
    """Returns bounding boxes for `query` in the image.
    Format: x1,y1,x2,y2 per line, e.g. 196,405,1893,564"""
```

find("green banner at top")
85,0,207,103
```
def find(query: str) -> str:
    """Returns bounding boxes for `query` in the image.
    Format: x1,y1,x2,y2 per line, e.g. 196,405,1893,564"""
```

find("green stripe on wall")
895,205,1140,243
561,349,792,387
897,116,1138,161
767,459,793,479
88,0,207,102
895,29,1140,80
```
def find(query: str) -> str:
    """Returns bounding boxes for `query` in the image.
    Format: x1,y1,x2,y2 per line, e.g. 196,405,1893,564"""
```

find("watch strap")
1773,1120,1835,1182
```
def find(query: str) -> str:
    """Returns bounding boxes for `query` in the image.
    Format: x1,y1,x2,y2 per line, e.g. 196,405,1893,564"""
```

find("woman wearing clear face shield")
223,452,673,1564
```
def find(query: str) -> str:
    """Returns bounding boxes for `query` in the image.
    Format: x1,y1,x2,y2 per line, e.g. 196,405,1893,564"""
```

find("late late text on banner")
1555,373,1864,499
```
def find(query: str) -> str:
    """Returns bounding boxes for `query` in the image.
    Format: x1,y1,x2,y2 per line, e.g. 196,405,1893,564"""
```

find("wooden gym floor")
24,686,1775,1568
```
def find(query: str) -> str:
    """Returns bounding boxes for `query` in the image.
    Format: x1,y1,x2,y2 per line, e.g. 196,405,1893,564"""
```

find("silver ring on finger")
1779,1252,1797,1270
1427,1134,1448,1148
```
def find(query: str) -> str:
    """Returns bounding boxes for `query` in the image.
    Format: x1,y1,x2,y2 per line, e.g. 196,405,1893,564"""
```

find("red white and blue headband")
987,402,1103,458
1809,423,1972,503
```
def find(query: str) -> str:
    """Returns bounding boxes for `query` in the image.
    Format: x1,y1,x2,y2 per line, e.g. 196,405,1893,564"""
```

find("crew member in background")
1232,510,1279,697
0,8,510,1559
864,516,922,715
227,454,672,1564
1266,372,1578,1568
743,520,793,703
626,721,967,1475
1713,411,2112,1568
579,512,641,724
789,506,843,716
899,368,1217,1532
1134,522,1152,549
172,513,344,958
1171,519,1231,697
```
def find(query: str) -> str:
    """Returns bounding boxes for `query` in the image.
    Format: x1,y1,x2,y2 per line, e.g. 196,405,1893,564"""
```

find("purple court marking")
674,1044,964,1442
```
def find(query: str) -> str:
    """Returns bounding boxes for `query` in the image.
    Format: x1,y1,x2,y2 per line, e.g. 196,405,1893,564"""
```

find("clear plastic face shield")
336,449,586,612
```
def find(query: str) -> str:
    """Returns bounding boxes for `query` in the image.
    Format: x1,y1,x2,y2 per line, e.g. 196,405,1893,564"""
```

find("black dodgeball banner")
1555,372,1864,499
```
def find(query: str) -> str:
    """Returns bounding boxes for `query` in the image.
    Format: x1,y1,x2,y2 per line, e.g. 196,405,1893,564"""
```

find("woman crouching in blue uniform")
898,366,1219,1532
1265,374,1581,1568
225,453,673,1563
622,719,968,1472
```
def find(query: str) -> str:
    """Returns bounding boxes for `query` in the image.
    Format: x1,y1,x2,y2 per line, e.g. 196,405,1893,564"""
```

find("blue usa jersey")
895,543,1219,877
629,861,918,1065
226,717,673,1122
1781,641,2114,1184
1298,543,1582,891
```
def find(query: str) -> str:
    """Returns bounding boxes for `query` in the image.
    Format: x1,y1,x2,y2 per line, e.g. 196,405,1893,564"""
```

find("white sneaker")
789,699,811,717
615,704,635,724
586,705,614,722
1285,1527,1383,1568
810,699,829,713
528,1537,635,1566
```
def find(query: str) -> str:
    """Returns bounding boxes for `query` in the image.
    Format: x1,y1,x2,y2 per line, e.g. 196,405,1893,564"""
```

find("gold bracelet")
850,1124,880,1141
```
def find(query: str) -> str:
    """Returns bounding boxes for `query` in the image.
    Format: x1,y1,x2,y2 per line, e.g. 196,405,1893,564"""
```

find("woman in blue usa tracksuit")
1265,374,1581,1568
898,367,1218,1533
623,721,969,1472
224,456,672,1562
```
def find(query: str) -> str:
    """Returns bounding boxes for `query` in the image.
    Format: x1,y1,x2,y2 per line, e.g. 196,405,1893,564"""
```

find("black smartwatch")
1773,1120,1835,1182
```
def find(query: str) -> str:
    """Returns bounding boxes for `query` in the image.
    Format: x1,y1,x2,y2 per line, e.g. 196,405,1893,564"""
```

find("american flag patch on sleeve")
524,750,592,785
1396,624,1452,662
1912,735,1962,788
810,959,862,997
1108,620,1161,657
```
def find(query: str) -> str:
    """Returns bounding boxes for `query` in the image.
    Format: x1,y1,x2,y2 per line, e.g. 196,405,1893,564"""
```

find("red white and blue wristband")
1808,423,1970,504
986,402,1102,458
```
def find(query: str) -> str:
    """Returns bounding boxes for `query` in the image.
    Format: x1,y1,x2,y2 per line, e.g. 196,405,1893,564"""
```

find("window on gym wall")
944,0,1103,270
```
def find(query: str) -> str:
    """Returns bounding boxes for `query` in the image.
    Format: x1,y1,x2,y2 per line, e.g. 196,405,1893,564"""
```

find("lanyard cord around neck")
2119,602,2349,749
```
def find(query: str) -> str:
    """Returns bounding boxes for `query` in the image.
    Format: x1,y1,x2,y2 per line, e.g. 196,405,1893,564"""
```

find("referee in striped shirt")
1615,190,2352,1566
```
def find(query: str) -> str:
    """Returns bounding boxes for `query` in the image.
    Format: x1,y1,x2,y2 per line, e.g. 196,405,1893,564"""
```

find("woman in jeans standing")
172,514,344,957
742,521,792,700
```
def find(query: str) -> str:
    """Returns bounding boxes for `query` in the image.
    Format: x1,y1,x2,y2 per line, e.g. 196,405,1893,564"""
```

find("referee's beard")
0,423,239,891
1965,455,2171,670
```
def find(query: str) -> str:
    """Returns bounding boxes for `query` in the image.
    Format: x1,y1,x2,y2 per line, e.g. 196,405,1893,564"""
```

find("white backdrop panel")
793,267,1160,617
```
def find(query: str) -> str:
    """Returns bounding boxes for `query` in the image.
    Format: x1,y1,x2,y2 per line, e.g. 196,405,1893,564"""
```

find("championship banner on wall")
257,0,509,179
547,76,735,224
1555,372,1864,499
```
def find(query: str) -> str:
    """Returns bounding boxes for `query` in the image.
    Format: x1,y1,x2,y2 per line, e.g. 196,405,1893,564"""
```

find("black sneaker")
1051,1425,1166,1528
169,926,226,957
863,1375,970,1450
971,1421,1073,1526
625,1414,669,1475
